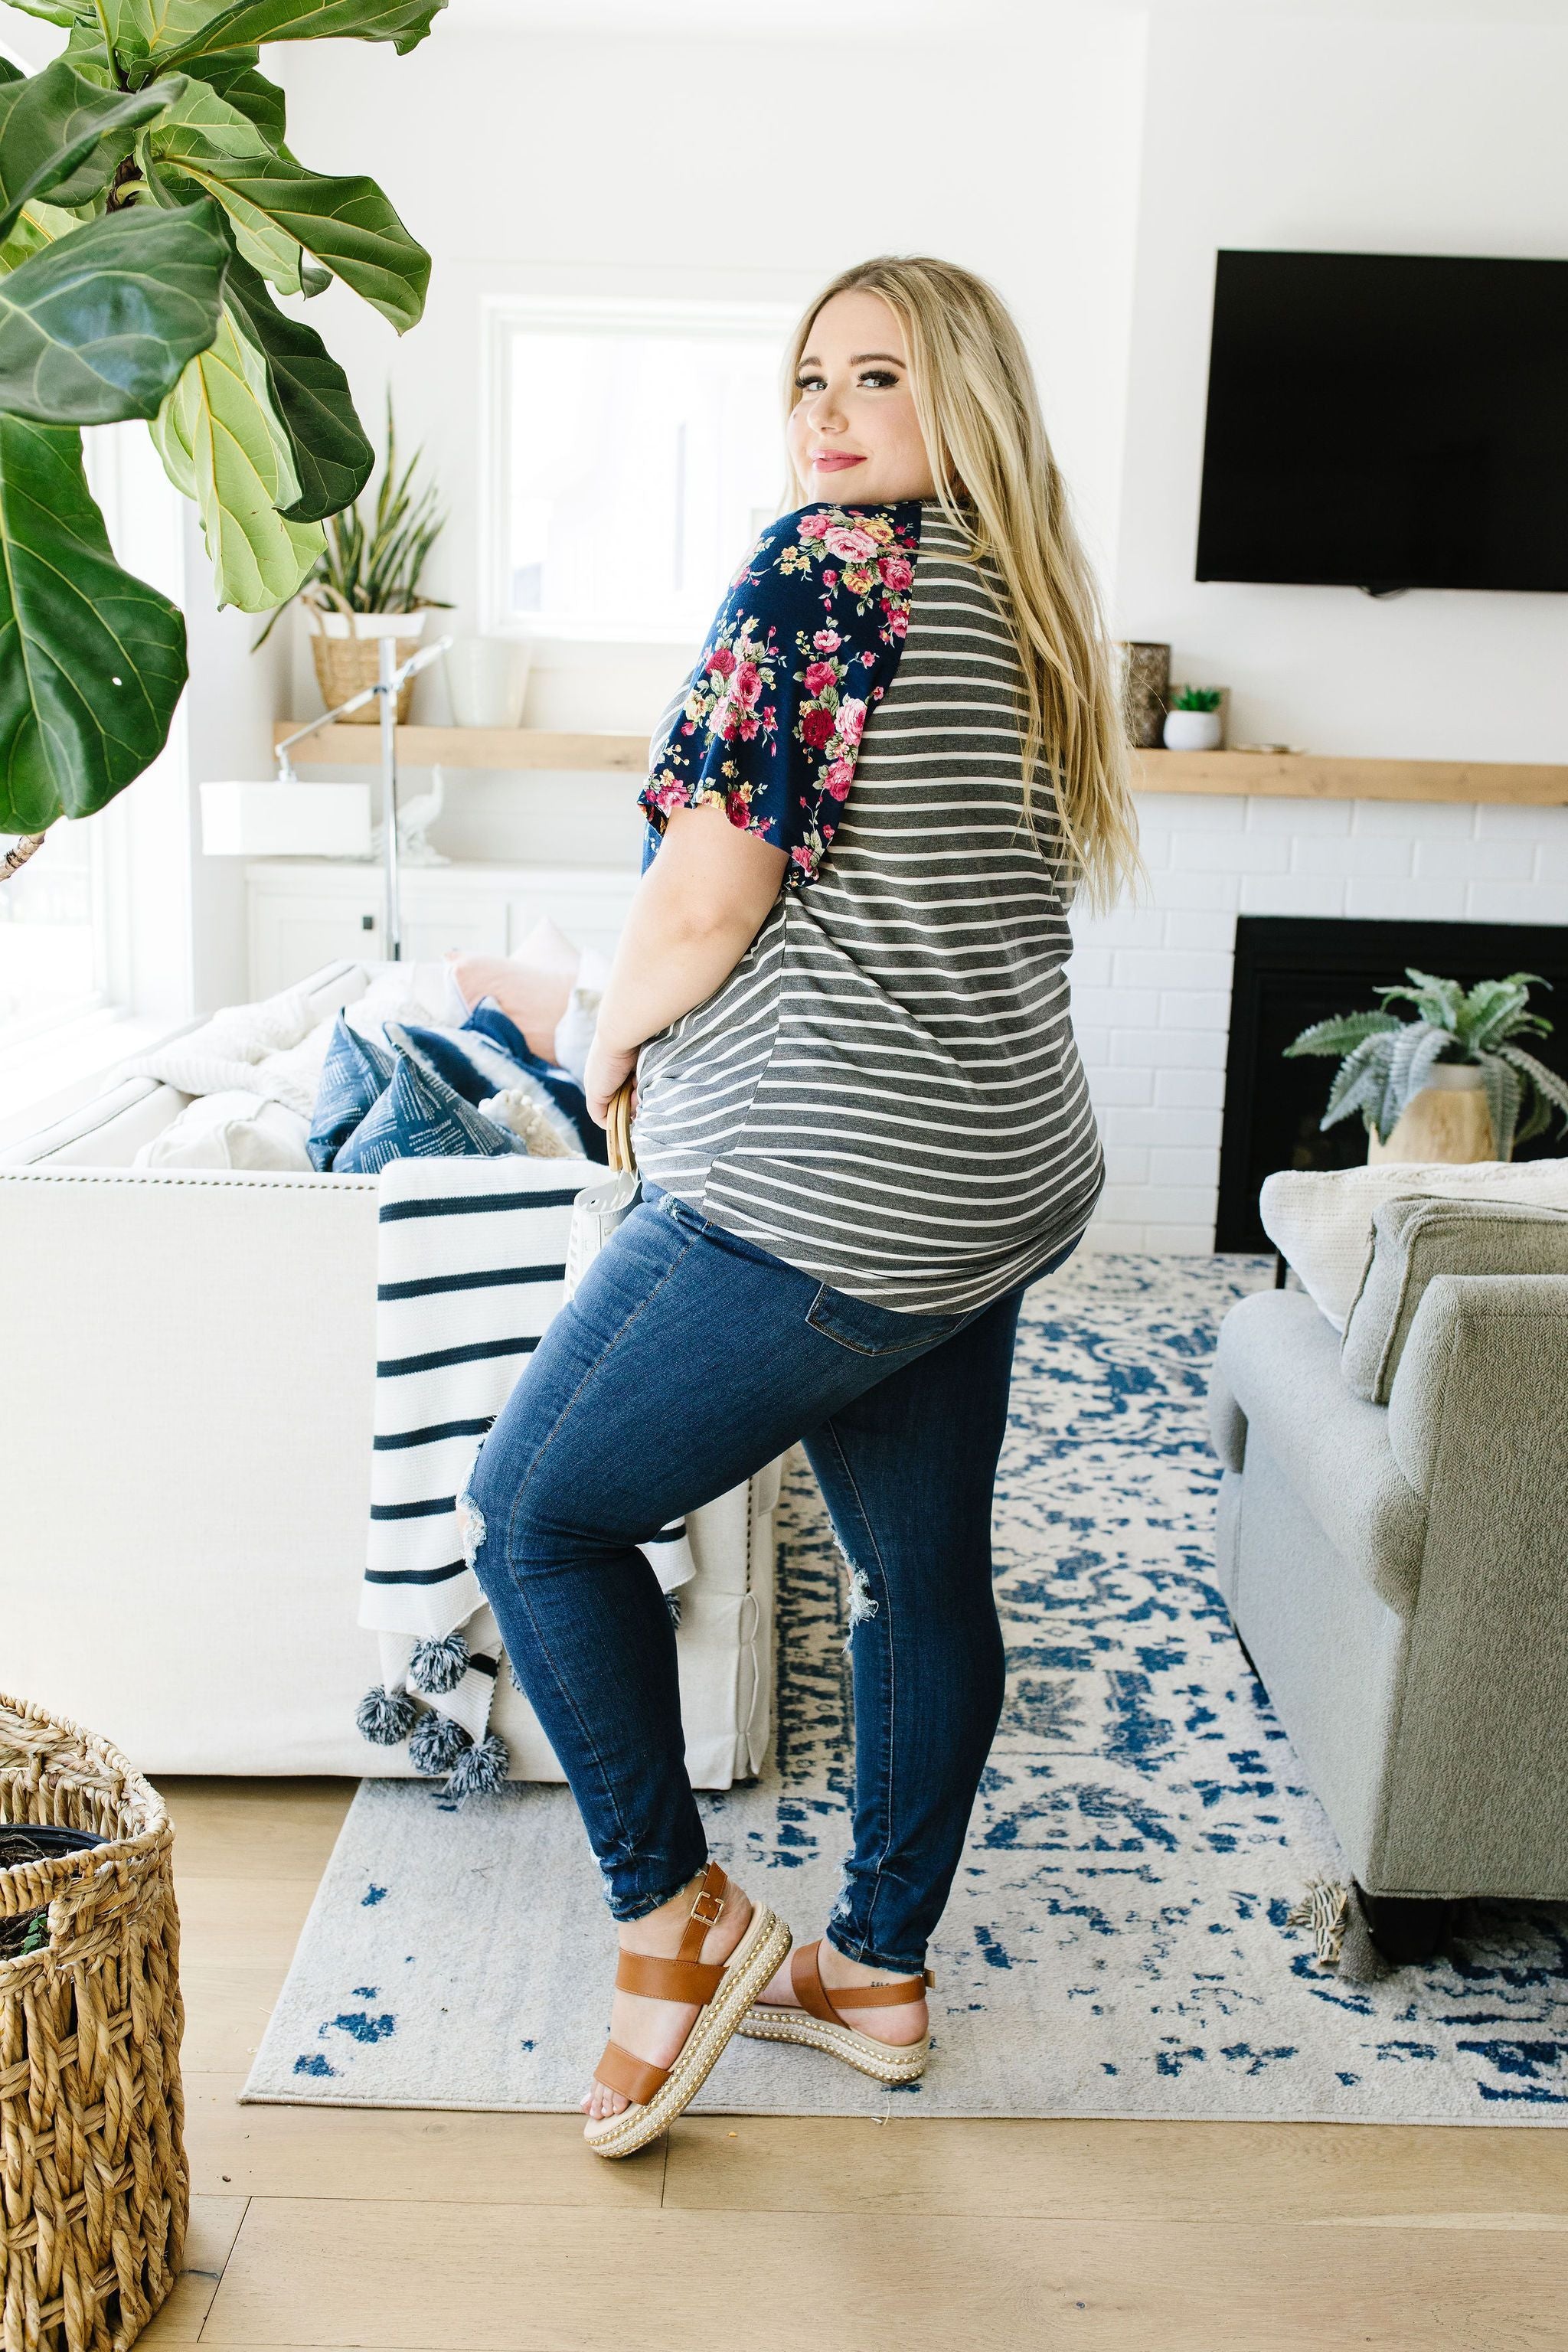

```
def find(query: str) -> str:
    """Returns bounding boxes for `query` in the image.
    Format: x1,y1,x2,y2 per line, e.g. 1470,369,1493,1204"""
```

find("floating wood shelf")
1132,748,1568,805
274,724,1568,805
274,723,648,773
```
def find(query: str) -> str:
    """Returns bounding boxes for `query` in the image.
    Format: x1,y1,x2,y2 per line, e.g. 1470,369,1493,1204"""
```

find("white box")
201,779,371,858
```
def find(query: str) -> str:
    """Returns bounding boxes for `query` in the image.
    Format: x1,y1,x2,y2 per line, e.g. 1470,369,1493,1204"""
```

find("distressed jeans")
466,1186,1062,1972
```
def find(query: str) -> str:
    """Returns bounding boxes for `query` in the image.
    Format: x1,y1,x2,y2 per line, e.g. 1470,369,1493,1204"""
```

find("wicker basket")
309,627,421,724
0,1695,187,2352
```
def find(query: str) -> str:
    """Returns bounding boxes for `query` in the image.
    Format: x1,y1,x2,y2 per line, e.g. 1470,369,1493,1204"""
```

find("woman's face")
787,289,938,506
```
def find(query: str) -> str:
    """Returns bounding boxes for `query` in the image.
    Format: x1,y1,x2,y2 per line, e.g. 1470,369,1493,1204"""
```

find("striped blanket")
355,1155,694,1797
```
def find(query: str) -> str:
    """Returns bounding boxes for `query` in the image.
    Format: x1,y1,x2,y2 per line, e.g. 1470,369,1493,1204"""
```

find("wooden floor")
144,1779,1568,2352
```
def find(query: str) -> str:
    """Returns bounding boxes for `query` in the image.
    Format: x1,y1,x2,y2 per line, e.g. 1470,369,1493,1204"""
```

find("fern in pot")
1286,969,1568,1163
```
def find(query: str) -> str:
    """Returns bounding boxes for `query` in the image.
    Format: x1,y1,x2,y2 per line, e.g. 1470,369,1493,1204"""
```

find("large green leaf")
152,306,323,609
0,414,187,834
222,245,370,520
0,60,175,247
2,3,97,27
152,0,446,76
152,87,428,328
0,198,227,425
188,54,287,145
0,196,91,277
99,2,231,67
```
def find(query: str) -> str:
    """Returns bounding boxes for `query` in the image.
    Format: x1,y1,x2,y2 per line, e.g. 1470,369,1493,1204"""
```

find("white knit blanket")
355,1155,694,1796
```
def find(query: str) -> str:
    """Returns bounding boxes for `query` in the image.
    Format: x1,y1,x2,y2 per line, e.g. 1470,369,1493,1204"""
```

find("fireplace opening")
1217,916,1568,1253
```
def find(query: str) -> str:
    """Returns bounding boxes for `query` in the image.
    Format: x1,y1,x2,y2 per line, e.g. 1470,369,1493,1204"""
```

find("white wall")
270,10,1149,866
1112,8,1568,757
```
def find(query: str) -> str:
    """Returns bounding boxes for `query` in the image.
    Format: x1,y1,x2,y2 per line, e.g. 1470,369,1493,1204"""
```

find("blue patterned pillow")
466,1001,606,1165
390,1011,525,1108
394,999,606,1162
334,1051,521,1176
309,1016,395,1171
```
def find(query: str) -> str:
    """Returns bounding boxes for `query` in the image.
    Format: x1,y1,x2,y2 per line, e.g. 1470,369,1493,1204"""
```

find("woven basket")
0,1695,187,2352
309,630,420,725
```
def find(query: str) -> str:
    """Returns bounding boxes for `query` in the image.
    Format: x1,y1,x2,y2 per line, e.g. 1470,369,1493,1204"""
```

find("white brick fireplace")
1068,792,1568,1255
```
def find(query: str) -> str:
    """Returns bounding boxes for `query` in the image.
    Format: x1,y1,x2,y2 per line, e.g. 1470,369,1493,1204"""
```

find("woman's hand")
584,1032,639,1129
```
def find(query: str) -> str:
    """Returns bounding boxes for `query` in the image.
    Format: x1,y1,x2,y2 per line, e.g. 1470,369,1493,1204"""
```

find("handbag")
564,1079,639,1298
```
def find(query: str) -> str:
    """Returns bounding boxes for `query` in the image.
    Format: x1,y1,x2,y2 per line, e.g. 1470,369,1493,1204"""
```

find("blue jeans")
466,1187,1054,1973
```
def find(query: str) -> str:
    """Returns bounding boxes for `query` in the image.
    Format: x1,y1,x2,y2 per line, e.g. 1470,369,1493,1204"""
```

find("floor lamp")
268,632,454,962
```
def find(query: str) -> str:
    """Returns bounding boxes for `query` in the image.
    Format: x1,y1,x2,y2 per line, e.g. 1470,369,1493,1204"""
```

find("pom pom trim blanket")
357,1157,695,1798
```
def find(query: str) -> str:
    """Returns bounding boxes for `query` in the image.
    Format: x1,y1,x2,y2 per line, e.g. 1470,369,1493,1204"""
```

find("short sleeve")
640,501,920,889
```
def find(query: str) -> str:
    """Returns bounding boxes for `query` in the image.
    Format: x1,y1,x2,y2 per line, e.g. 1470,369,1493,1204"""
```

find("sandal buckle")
689,1888,724,1928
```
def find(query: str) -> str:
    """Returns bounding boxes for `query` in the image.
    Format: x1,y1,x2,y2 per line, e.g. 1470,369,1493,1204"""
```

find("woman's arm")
583,802,788,1123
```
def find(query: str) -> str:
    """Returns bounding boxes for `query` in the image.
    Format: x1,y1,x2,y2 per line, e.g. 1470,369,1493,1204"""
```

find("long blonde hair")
784,255,1138,910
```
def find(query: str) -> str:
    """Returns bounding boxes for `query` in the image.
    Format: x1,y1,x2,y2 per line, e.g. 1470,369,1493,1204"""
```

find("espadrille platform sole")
736,2002,929,2083
735,1939,933,2084
584,1891,791,2159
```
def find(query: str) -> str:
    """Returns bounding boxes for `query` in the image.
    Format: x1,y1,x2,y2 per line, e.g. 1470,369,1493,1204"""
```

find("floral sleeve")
640,501,921,888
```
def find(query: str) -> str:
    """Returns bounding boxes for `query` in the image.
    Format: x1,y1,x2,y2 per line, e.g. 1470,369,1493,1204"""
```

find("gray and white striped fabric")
634,506,1105,1315
357,1155,694,1795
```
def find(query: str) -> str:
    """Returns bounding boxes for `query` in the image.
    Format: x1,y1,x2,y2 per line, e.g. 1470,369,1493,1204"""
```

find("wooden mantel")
1132,747,1568,805
274,724,1568,805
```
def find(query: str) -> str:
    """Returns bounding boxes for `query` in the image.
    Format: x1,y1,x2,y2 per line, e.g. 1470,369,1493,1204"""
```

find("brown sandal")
584,1862,791,2158
736,1937,933,2084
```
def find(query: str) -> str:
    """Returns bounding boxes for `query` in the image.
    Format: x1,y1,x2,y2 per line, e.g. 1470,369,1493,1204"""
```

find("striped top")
633,506,1104,1314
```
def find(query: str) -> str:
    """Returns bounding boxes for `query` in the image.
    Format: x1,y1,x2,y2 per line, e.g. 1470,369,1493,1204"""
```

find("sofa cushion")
1211,1287,1428,1615
1259,1158,1568,1331
133,1090,314,1172
1341,1197,1568,1404
334,1050,521,1175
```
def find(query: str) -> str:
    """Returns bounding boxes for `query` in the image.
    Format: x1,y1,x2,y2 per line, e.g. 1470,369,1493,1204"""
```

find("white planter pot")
1163,707,1223,751
305,607,431,642
444,635,531,729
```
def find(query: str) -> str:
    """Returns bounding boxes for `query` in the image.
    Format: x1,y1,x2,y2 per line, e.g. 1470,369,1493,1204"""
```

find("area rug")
243,1253,1568,2125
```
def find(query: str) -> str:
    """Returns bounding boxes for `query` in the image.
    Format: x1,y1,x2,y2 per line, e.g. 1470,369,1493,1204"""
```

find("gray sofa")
1208,1195,1568,1961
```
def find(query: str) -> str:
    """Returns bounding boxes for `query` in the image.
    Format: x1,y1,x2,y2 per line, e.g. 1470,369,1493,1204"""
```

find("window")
486,299,795,642
0,825,103,1050
0,420,186,1055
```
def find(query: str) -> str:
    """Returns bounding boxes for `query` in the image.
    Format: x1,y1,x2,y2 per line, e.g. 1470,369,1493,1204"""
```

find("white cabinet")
246,861,639,998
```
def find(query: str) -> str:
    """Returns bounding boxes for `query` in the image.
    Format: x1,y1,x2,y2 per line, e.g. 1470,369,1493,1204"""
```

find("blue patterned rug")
245,1253,1568,2123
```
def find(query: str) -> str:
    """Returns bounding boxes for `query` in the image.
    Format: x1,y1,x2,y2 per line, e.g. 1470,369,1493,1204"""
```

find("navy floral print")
639,501,921,887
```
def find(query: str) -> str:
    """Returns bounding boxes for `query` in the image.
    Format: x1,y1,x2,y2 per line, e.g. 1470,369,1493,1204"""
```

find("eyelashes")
793,371,902,394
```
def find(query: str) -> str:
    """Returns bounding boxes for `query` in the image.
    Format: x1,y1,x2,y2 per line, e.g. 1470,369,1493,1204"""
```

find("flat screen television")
1194,250,1568,594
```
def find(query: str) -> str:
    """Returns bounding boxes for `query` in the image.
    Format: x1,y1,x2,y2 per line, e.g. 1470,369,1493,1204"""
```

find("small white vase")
1162,707,1223,752
445,636,531,729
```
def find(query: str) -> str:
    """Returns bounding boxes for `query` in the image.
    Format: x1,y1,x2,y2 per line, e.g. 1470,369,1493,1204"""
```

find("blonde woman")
466,255,1138,2156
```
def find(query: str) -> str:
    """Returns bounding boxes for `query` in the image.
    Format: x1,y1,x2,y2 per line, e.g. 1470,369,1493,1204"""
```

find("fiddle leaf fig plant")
0,0,443,867
1285,968,1568,1157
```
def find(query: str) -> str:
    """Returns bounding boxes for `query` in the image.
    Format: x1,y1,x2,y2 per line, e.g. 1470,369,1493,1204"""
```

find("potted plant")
1163,686,1224,751
260,401,449,722
1285,969,1568,1163
0,0,443,883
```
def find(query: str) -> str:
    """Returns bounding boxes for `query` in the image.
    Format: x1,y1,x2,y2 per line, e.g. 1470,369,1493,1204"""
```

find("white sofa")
0,962,776,1785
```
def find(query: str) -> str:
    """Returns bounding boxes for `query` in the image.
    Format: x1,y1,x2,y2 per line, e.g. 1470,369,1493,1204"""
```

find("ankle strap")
790,1941,932,2027
677,1862,728,1963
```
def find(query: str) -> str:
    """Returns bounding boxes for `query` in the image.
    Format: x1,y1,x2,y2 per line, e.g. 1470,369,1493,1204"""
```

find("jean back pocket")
805,1282,968,1359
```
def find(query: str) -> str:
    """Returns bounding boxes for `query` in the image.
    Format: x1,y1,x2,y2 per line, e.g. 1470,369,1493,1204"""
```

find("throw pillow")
132,1090,315,1172
1259,1158,1568,1331
1341,1196,1568,1403
449,916,582,1060
334,1052,522,1176
393,1001,605,1161
309,1016,395,1171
